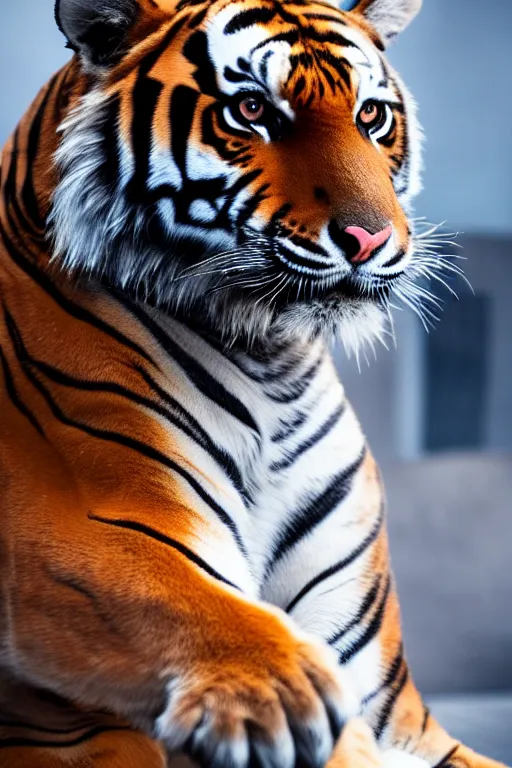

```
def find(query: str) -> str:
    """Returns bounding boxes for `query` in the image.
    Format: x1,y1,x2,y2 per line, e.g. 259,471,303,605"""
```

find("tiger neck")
0,59,86,266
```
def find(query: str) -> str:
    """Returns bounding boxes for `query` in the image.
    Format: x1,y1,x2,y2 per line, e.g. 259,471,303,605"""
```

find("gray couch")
384,453,512,764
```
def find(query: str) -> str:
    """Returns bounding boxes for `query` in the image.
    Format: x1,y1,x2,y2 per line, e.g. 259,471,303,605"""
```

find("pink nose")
344,225,393,264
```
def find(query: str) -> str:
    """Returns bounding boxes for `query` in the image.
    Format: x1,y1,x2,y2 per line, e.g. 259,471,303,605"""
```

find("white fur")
382,750,430,768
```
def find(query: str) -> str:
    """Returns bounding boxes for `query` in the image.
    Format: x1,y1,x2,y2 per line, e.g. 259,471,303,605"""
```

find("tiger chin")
0,1,506,768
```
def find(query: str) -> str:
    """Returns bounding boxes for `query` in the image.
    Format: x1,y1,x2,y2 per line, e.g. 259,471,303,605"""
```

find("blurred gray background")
1,0,511,758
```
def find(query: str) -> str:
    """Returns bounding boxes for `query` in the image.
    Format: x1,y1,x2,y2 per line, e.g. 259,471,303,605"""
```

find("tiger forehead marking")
208,0,390,109
201,0,412,231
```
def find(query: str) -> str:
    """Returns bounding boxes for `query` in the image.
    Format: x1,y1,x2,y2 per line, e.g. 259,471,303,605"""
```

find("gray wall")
0,1,69,143
388,0,512,237
385,453,512,695
340,234,512,464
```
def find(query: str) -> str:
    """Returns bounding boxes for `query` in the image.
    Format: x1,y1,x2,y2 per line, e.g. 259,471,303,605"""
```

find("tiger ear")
341,0,422,46
54,0,139,68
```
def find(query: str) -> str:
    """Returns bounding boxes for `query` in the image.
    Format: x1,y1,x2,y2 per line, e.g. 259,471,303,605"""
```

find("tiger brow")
224,6,276,34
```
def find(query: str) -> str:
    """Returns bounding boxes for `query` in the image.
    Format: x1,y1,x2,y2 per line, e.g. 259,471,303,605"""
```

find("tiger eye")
359,102,379,124
239,96,265,122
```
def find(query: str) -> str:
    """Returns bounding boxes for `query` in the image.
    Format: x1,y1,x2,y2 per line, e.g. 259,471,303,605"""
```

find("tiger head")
52,0,424,346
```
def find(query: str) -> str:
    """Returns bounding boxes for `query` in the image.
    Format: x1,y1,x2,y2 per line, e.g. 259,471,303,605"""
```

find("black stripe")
188,5,209,28
275,241,333,273
170,85,200,182
224,7,276,34
2,74,60,243
133,362,211,439
89,513,238,589
258,50,274,87
27,355,248,500
432,746,460,768
0,218,156,366
287,232,331,256
115,296,261,438
328,575,381,645
339,576,391,665
3,129,44,244
251,29,300,54
224,66,249,83
269,386,325,443
383,248,405,270
302,13,347,23
231,349,303,385
271,410,309,442
292,75,307,101
265,355,323,404
184,29,221,99
127,78,162,201
421,704,430,736
266,202,293,230
215,168,263,222
361,645,404,708
374,663,409,741
4,311,247,557
271,402,344,471
315,50,352,91
98,96,122,188
286,495,383,614
320,63,337,95
127,14,190,199
134,364,249,499
0,342,46,437
235,182,270,229
22,74,62,231
268,447,366,576
305,28,358,48
3,130,36,239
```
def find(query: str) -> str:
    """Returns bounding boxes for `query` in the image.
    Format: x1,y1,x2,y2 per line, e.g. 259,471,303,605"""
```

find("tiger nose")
328,221,393,264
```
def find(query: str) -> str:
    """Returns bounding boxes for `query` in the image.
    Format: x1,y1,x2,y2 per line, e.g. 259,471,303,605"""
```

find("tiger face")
53,0,424,345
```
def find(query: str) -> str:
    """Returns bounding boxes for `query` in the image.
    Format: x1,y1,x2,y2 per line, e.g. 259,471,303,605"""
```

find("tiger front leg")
4,500,355,768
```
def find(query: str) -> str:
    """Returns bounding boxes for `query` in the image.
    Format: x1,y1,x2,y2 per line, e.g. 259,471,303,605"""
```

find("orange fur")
0,1,506,767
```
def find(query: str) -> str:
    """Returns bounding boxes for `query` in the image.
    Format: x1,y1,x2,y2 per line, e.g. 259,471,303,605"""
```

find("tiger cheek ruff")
0,1,500,768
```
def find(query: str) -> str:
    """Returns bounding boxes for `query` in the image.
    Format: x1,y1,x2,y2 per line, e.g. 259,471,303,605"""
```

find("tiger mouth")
271,241,396,302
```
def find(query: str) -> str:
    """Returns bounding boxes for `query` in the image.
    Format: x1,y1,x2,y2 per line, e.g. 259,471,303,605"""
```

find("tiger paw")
155,618,356,768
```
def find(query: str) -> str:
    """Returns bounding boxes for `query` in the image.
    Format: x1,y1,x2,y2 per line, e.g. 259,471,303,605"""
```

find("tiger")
0,0,505,767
